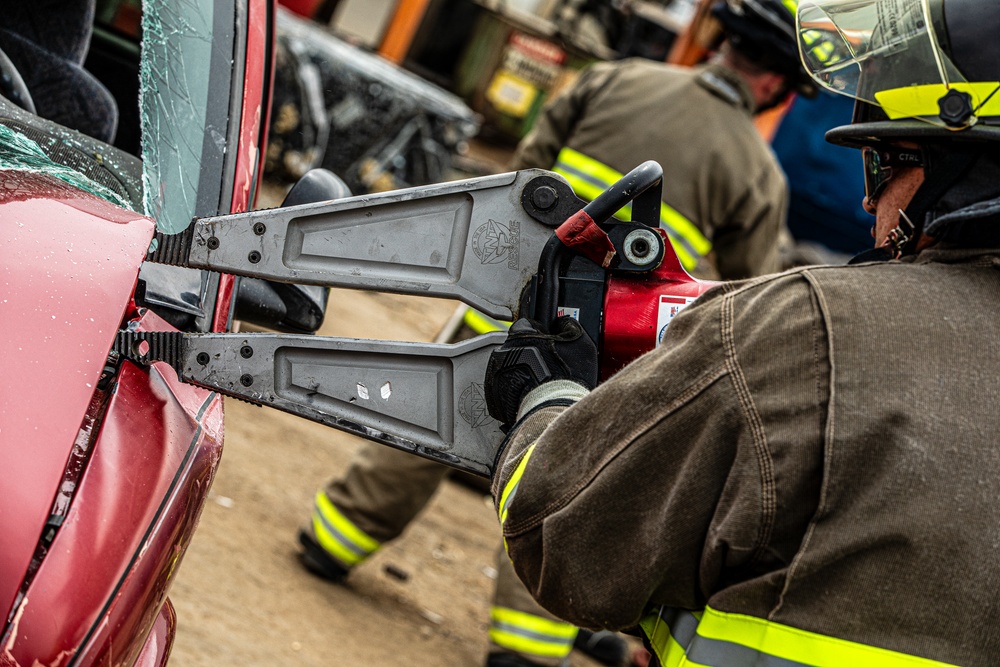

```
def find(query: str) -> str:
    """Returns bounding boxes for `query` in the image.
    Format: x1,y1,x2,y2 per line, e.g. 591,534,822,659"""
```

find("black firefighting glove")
484,317,598,427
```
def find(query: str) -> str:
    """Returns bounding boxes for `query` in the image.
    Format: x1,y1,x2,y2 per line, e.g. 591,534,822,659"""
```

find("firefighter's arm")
509,62,619,171
488,275,829,631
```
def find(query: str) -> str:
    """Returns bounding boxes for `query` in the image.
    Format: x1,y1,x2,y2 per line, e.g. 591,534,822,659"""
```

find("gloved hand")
484,316,598,427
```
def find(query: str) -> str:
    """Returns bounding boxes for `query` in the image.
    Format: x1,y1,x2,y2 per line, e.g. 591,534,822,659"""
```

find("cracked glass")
140,0,235,234
0,123,131,209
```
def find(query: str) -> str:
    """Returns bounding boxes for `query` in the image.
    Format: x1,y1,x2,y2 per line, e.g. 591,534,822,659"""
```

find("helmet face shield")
797,0,1000,129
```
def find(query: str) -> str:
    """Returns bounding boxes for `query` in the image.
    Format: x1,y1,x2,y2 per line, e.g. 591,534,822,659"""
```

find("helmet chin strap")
895,146,982,256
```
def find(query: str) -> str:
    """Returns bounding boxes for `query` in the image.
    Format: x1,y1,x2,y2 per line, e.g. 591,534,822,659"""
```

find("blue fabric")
772,91,872,255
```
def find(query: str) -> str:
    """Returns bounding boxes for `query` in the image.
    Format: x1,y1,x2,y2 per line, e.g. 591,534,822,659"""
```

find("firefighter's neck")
715,43,789,113
865,164,936,253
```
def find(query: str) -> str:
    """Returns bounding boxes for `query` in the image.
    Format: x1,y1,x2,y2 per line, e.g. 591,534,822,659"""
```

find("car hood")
0,168,154,621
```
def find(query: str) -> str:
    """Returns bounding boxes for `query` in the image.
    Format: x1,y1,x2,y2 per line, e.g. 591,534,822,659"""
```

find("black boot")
574,629,629,666
297,529,349,583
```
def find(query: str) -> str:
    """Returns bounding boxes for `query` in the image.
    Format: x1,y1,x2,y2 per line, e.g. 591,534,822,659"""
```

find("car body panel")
0,172,153,624
3,346,223,666
133,600,177,667
0,0,274,661
215,0,274,333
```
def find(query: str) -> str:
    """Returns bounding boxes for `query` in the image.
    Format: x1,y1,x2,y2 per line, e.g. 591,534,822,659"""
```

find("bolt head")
240,374,254,387
531,186,558,211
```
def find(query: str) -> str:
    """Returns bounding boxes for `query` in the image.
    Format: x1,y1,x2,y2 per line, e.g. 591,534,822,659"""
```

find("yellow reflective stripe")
780,0,798,16
640,611,696,667
698,607,957,667
875,82,1000,120
489,606,577,659
463,309,510,334
553,148,710,271
312,491,380,567
498,443,536,526
641,606,958,667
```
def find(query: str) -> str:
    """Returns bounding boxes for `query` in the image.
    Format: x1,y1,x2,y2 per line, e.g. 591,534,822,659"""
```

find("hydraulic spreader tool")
115,162,716,476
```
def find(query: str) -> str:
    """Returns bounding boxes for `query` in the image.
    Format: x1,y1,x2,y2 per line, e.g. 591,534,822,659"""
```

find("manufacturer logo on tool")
472,219,519,269
459,383,494,428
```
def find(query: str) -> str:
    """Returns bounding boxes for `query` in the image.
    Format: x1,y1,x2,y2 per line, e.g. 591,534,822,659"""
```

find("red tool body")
602,229,717,379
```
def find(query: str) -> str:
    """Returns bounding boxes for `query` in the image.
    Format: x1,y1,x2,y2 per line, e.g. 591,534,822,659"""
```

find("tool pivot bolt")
531,186,558,211
240,374,254,387
248,251,262,264
253,222,266,236
196,352,210,365
207,236,220,250
240,345,254,359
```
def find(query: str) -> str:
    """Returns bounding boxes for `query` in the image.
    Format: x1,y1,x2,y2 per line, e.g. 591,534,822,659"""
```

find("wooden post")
379,0,432,64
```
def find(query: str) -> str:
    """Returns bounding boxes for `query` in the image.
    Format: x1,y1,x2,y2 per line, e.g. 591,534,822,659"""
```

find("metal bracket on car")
147,170,585,321
113,330,508,476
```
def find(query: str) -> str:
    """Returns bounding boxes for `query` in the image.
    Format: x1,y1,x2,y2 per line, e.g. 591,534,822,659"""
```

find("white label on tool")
657,296,696,345
557,306,580,321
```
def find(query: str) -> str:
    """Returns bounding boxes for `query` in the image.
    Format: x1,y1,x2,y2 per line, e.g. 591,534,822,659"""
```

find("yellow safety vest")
640,606,958,667
552,147,712,271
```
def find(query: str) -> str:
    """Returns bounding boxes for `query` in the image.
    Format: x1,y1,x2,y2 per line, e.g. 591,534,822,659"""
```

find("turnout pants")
308,441,577,666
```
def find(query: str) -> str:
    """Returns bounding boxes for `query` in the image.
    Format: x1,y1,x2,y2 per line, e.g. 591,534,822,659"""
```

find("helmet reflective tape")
875,81,1000,120
489,606,577,659
795,0,990,128
552,148,712,271
312,491,380,567
640,605,959,666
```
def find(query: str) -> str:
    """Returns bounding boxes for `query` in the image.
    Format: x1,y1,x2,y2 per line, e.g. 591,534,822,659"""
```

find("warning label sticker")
656,295,696,345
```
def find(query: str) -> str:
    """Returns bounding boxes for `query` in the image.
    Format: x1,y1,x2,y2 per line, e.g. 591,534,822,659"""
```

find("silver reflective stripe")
688,637,812,667
655,608,813,667
554,159,609,194
660,608,699,648
499,478,520,520
492,620,571,645
315,508,370,558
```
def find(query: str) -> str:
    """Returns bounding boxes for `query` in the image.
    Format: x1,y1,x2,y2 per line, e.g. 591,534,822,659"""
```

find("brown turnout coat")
492,246,1000,665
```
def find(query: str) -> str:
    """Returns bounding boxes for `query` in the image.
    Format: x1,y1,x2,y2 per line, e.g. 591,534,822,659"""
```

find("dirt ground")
166,172,630,665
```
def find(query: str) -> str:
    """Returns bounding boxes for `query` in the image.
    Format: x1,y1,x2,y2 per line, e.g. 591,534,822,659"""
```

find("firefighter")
297,3,814,665
485,1,1000,665
512,0,817,281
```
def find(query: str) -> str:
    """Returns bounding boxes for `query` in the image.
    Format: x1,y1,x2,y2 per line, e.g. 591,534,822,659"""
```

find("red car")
0,1,283,664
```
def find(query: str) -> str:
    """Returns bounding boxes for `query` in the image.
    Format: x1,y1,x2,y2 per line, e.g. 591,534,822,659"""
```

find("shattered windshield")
140,0,236,234
0,123,131,209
